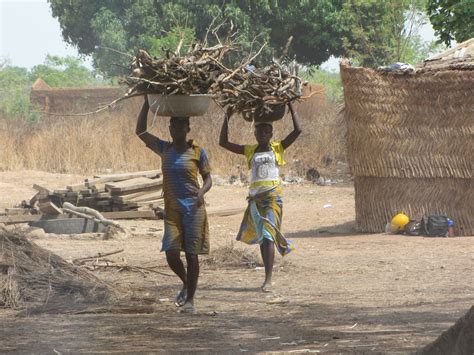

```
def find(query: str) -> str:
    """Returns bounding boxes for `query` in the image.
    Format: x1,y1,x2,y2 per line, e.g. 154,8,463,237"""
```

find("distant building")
30,79,125,114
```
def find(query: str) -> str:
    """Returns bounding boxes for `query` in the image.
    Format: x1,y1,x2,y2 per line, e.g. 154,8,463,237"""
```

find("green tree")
0,64,31,119
401,35,447,63
90,8,129,77
149,27,196,58
338,0,434,67
29,55,100,87
303,67,343,102
0,65,29,88
0,55,103,120
48,0,438,72
427,0,474,45
47,0,346,74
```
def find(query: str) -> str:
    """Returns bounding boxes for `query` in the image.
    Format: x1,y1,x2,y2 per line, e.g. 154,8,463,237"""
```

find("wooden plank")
112,189,156,203
38,201,63,215
93,169,161,179
5,208,30,216
105,177,163,194
83,196,110,202
86,178,121,187
93,192,110,198
87,170,161,186
0,214,69,224
0,210,159,224
101,210,158,220
32,184,50,198
129,191,163,203
111,191,163,205
105,177,156,190
29,192,40,206
120,199,164,208
33,184,50,194
207,207,246,217
0,215,41,224
53,189,69,195
88,183,106,192
110,184,162,197
66,183,87,192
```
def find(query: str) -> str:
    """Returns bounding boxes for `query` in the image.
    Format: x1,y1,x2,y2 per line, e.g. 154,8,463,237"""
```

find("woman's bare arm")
136,96,160,146
281,102,302,149
219,108,245,155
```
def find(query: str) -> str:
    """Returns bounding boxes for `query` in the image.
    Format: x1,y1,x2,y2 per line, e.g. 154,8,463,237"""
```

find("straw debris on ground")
202,241,262,269
0,228,116,312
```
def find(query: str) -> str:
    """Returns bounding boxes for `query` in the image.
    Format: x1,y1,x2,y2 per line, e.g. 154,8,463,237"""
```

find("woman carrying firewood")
136,96,212,314
219,102,302,292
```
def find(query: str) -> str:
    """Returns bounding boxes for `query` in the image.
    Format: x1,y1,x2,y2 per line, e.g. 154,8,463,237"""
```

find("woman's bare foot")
178,300,196,314
261,281,273,293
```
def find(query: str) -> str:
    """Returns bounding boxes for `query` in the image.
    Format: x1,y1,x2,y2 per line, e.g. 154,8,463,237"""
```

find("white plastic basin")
147,94,212,117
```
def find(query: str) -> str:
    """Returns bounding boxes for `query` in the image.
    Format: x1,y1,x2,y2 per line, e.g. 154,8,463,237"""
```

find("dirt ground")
0,171,473,353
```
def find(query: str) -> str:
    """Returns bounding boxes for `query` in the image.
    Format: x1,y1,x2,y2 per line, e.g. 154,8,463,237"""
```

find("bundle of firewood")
122,32,303,119
123,44,232,96
212,59,303,119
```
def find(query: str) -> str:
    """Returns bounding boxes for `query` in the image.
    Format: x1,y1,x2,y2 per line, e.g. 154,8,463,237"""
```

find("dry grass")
201,240,262,269
0,96,346,176
0,228,116,311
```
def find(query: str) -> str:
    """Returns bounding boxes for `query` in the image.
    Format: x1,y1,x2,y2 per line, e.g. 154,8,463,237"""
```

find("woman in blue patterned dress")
136,96,212,313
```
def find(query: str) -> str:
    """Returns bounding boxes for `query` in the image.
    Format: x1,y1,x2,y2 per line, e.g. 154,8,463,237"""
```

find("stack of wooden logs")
0,170,164,224
36,170,164,213
1,170,247,226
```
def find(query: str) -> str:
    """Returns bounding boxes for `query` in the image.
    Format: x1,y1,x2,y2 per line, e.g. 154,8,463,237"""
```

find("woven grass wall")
341,62,473,235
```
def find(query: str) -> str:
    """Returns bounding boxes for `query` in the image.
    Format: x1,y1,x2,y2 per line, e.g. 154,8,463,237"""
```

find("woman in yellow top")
219,103,302,291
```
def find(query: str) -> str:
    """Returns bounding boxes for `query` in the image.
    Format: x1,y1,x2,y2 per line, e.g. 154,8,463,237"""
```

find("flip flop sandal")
174,289,187,307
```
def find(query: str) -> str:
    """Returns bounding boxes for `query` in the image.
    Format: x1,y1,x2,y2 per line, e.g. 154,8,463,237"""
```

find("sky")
1,0,439,71
0,0,89,68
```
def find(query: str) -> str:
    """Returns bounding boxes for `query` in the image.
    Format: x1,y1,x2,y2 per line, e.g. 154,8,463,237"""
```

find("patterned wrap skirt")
161,198,210,255
236,186,294,256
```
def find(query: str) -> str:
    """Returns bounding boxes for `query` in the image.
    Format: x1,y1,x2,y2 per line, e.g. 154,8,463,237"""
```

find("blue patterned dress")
146,138,211,254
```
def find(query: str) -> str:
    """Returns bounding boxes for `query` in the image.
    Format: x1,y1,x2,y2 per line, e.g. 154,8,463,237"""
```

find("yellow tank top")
244,142,286,193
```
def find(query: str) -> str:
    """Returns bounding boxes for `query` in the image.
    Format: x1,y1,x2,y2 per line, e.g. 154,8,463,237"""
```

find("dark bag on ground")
421,215,449,237
405,220,423,236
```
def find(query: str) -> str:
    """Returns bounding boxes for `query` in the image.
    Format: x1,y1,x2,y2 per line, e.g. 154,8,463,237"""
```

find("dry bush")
201,240,262,269
0,95,346,176
0,228,115,311
202,240,294,271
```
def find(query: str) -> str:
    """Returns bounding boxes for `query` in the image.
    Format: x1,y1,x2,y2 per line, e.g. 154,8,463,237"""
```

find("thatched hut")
341,39,473,236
